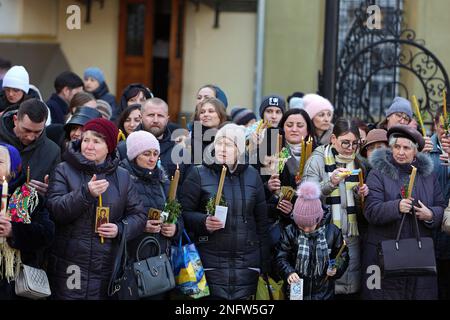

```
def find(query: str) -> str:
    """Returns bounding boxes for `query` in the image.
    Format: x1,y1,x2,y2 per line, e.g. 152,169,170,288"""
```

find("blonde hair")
0,146,11,181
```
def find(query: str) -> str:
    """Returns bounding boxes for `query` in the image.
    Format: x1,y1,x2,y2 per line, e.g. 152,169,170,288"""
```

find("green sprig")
206,194,227,215
163,199,182,224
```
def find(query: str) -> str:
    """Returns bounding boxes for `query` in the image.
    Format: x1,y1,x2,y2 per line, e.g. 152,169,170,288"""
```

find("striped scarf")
295,225,329,278
324,145,359,237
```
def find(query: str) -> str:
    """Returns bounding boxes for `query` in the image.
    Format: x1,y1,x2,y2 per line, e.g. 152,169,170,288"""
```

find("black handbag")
378,206,437,278
133,236,176,298
108,220,139,300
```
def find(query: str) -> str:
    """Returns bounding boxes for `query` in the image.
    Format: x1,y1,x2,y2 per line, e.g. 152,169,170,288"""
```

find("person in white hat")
0,66,30,113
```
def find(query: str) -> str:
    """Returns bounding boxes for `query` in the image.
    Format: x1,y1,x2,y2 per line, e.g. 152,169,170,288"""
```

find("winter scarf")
324,145,359,237
295,225,329,278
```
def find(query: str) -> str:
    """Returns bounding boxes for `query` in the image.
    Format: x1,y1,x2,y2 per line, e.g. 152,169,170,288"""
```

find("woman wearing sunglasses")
302,118,368,299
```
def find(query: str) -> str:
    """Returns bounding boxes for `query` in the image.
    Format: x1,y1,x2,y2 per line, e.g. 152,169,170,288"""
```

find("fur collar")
369,148,434,180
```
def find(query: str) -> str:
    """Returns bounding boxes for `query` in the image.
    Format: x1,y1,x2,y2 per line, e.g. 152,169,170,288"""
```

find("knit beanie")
84,67,105,84
2,66,30,94
126,130,160,161
385,97,413,119
302,94,334,120
231,107,257,126
0,143,22,187
214,123,246,155
259,94,286,118
289,97,304,109
96,99,112,119
292,181,324,228
214,86,228,108
83,118,119,154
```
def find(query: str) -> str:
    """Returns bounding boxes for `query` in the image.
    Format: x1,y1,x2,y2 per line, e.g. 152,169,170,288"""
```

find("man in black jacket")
46,71,84,124
0,99,60,195
118,97,190,182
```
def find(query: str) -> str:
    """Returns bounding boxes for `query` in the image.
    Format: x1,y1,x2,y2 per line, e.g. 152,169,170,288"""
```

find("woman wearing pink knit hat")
302,94,334,145
275,181,349,300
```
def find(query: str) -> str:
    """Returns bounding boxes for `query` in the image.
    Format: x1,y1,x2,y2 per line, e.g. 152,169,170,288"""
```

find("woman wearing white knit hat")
180,123,270,300
0,65,30,113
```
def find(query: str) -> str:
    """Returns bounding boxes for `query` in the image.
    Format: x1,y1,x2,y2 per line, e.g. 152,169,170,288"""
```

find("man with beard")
118,97,189,183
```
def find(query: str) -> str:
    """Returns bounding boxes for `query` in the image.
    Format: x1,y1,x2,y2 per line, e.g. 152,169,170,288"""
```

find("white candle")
1,176,7,216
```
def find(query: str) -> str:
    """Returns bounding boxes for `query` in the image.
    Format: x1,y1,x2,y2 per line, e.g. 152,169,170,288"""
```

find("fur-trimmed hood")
369,147,434,180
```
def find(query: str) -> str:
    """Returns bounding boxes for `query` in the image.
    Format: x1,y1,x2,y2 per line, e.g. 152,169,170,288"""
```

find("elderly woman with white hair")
180,123,269,300
362,124,445,300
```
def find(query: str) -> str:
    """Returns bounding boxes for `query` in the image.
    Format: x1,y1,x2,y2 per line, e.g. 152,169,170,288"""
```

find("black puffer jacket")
0,110,61,182
275,217,349,300
180,163,269,300
46,141,146,300
120,158,183,259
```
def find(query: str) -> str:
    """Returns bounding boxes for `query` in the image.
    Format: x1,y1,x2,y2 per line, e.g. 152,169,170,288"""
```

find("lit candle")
412,95,426,136
169,164,180,201
1,176,8,217
215,166,227,206
0,177,8,243
181,116,187,130
305,136,313,160
407,165,417,198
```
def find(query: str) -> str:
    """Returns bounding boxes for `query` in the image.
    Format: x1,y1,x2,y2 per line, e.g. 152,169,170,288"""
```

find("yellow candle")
407,166,417,198
169,164,180,201
412,95,426,136
181,116,187,130
298,136,306,178
444,90,447,121
358,170,365,207
26,166,30,185
215,166,227,206
98,194,104,244
277,134,282,154
305,136,313,160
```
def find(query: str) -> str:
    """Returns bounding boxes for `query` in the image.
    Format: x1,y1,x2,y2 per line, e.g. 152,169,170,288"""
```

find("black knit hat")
259,95,286,118
231,107,257,126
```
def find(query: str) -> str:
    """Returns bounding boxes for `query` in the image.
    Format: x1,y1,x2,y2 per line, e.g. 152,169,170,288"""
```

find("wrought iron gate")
335,0,450,126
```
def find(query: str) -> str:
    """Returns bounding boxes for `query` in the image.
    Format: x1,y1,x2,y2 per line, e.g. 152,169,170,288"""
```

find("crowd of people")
0,59,449,300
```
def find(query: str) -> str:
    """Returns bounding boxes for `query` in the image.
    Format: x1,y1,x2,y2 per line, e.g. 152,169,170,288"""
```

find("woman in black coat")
180,123,269,300
120,130,183,299
0,143,54,299
46,119,146,300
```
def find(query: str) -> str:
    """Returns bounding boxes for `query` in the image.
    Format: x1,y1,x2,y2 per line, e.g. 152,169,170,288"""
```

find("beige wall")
402,0,450,123
264,0,325,100
57,0,119,94
181,2,256,114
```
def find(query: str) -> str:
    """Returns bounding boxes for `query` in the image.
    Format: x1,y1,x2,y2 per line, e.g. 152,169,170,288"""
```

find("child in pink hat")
274,181,349,300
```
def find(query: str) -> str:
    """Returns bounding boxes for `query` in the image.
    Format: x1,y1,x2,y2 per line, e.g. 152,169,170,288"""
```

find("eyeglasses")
392,112,411,123
339,140,360,150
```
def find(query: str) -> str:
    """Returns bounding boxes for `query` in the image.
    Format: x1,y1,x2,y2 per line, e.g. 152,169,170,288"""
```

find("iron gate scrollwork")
335,1,450,126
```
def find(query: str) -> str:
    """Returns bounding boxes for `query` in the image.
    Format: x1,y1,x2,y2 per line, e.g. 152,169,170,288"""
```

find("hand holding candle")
358,170,365,206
